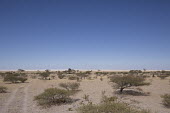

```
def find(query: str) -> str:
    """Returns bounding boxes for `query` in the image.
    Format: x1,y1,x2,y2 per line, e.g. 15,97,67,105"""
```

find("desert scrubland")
0,69,170,113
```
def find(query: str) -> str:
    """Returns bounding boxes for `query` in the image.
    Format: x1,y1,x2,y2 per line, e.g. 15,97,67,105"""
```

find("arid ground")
0,71,170,113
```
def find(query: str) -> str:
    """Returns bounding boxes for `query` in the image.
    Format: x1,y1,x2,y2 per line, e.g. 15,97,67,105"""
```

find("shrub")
101,96,117,103
39,72,50,79
158,75,169,79
0,86,7,93
59,82,80,91
68,76,77,80
161,94,170,108
77,101,150,113
34,88,73,107
76,72,89,79
4,75,18,83
18,77,27,83
69,82,80,91
58,74,65,79
4,74,27,83
51,75,55,79
100,77,103,81
59,83,69,90
110,75,149,93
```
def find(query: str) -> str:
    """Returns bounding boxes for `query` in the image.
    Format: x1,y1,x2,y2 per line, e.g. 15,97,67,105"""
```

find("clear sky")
0,0,170,70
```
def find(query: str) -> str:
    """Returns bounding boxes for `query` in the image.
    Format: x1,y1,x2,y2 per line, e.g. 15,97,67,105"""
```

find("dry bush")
161,94,170,108
68,75,78,80
59,82,80,91
58,74,65,79
0,86,7,93
34,88,74,107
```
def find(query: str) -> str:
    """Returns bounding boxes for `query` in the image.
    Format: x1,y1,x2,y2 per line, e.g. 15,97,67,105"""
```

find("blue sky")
0,0,170,70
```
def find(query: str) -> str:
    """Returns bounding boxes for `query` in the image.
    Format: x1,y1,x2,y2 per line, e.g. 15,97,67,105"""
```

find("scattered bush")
110,75,150,93
0,86,7,93
34,88,74,107
161,94,170,108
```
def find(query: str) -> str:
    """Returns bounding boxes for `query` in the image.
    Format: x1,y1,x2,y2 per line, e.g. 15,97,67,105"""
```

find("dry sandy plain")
0,71,170,113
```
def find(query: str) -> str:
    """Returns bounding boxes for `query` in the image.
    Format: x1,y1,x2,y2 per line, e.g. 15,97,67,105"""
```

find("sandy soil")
0,74,170,113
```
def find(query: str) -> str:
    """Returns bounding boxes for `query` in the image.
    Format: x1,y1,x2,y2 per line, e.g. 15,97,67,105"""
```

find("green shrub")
161,94,170,108
77,101,150,113
0,86,7,93
39,72,50,79
110,75,150,93
4,75,18,83
4,74,27,83
34,88,73,107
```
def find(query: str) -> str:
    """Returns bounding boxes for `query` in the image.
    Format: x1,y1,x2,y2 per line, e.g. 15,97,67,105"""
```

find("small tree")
110,75,149,93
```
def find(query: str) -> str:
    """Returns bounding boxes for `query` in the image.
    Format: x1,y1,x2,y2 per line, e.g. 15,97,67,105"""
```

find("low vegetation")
161,94,170,108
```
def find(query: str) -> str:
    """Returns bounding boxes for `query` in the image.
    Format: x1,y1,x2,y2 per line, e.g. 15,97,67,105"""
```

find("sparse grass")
161,94,170,108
